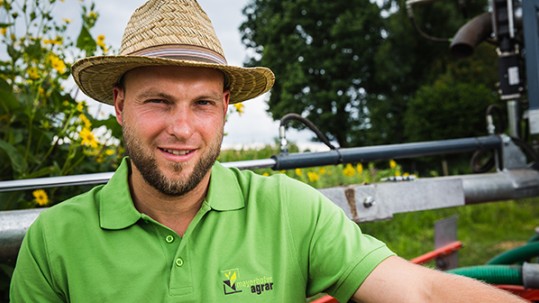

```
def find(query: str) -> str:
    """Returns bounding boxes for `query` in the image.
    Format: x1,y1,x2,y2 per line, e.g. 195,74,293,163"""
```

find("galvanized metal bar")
0,208,43,261
0,136,501,192
3,168,539,260
0,159,277,193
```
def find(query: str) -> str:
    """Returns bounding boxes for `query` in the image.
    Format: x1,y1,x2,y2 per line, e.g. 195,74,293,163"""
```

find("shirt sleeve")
282,177,394,302
10,214,65,302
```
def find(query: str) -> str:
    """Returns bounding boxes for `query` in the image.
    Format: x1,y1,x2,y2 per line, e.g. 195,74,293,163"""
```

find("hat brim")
72,56,275,105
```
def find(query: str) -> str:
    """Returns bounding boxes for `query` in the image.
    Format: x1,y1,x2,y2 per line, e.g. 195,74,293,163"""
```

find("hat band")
129,45,227,65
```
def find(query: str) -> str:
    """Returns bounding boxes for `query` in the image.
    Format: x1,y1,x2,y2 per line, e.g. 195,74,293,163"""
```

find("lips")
161,148,192,156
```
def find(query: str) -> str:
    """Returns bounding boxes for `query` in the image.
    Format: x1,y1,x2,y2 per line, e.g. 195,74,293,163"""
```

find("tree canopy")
240,0,500,148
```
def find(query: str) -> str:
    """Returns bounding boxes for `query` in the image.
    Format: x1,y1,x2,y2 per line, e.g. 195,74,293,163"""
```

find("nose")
167,106,194,140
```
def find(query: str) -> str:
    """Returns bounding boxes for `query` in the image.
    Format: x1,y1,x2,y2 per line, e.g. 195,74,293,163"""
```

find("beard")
122,125,222,197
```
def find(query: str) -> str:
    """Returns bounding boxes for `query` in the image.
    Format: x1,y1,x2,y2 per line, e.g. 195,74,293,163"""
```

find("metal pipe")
507,100,520,138
0,159,276,193
0,136,501,192
0,208,43,261
3,168,539,260
272,135,501,170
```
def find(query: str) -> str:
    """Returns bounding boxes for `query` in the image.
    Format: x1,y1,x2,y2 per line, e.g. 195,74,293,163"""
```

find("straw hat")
71,0,275,105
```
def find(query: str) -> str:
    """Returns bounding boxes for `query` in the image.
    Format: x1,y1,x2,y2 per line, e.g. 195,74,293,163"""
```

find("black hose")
279,113,338,150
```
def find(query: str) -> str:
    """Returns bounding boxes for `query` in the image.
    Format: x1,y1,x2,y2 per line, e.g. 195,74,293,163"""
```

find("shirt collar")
204,161,245,211
98,158,244,230
99,158,141,230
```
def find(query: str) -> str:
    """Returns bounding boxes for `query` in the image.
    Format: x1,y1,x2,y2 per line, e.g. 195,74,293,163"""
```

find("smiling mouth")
161,148,192,156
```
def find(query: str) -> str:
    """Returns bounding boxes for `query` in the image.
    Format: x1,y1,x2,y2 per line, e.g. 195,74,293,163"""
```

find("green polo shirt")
11,158,393,302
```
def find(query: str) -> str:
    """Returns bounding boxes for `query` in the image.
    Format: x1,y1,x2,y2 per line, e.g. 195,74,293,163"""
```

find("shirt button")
165,235,175,243
175,258,184,267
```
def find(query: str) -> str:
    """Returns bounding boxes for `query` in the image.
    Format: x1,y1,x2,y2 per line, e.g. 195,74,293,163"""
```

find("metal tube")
507,100,520,138
273,135,501,170
2,168,539,260
0,159,276,193
1,136,501,192
0,208,43,261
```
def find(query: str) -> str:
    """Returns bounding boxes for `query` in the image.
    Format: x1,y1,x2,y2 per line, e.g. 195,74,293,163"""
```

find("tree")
240,0,385,147
240,0,497,149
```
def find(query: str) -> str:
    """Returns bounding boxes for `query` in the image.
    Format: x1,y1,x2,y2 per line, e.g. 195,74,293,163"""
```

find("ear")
113,86,125,125
223,90,231,116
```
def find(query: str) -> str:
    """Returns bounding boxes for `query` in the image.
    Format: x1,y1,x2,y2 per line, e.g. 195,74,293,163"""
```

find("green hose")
447,265,522,285
528,232,539,243
487,242,539,265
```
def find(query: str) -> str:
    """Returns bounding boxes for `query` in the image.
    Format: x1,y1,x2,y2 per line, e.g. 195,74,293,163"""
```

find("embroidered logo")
222,268,274,296
222,269,242,295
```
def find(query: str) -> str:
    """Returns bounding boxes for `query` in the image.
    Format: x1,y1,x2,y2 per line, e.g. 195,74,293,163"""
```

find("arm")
353,255,528,303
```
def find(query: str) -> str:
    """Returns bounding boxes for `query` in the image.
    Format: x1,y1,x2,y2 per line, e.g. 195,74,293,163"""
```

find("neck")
128,167,211,236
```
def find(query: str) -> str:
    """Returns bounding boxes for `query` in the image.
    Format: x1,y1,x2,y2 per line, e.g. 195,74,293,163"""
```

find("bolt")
363,196,375,208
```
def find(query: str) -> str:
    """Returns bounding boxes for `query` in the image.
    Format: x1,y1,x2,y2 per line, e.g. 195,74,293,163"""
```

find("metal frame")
523,0,539,134
1,134,537,260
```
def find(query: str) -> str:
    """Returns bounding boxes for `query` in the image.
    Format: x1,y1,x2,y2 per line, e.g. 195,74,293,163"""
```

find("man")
10,0,527,302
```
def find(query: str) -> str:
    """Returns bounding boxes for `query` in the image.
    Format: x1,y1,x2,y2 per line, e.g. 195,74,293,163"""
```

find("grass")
359,199,538,266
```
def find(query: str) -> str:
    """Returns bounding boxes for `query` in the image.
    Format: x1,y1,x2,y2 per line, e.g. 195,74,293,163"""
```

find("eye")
145,99,167,104
195,99,213,106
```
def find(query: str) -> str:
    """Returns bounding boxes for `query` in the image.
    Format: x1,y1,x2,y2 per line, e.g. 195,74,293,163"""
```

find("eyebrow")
134,90,224,101
135,91,175,101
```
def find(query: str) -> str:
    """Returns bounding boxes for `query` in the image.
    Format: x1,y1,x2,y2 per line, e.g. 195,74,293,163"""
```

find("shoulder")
32,185,103,234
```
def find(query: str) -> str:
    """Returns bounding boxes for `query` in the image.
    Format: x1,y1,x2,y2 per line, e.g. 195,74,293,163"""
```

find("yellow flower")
47,53,66,74
79,114,92,129
343,163,356,177
43,36,62,45
76,101,86,112
295,168,303,177
88,11,97,19
307,171,320,182
389,159,397,169
356,163,363,174
96,34,106,48
262,172,269,177
105,149,115,156
0,28,6,36
233,103,244,115
318,167,326,175
33,189,49,206
79,128,98,148
27,67,40,80
38,87,45,96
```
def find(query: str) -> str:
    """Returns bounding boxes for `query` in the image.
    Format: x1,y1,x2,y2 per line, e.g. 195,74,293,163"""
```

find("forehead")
122,65,225,87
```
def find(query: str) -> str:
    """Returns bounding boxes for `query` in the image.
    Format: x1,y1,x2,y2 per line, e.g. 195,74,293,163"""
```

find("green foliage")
0,0,122,210
360,199,538,267
240,0,385,147
240,0,499,153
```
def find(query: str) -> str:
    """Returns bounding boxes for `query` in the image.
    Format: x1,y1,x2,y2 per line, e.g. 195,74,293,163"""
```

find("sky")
54,0,326,151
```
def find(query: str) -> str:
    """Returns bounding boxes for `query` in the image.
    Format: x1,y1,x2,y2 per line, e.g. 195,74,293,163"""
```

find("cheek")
124,109,165,138
196,114,225,138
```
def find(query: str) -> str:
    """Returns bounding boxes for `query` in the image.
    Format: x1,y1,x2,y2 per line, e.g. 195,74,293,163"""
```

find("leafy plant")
0,0,123,210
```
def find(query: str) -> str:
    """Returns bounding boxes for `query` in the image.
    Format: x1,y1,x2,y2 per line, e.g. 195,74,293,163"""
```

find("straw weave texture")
71,0,274,105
